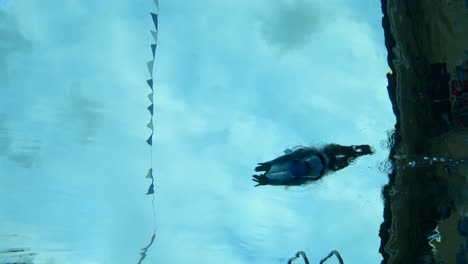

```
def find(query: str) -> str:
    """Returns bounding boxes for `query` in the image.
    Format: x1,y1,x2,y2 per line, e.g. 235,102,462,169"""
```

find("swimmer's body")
252,144,374,187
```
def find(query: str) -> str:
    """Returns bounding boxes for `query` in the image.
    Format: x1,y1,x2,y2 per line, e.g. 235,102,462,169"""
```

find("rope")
138,1,158,263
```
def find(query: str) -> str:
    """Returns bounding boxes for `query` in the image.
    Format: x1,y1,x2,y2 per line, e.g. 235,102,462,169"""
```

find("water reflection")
286,250,344,264
137,233,155,264
1,0,400,263
0,248,35,264
379,130,468,263
379,0,468,262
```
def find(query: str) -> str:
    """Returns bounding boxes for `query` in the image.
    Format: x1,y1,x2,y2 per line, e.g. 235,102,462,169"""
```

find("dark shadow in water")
0,10,32,89
0,248,35,264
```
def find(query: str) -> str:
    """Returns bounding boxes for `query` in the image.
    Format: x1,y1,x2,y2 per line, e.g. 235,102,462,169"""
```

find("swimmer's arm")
255,148,318,172
265,148,313,164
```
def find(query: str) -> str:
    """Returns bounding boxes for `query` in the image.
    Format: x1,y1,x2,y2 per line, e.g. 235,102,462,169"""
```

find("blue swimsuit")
265,155,324,184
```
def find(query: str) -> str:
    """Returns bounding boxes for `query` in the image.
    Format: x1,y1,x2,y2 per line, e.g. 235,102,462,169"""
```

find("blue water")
0,1,394,263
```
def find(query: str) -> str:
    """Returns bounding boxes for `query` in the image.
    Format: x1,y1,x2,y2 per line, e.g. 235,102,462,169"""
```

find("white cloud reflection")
0,0,394,263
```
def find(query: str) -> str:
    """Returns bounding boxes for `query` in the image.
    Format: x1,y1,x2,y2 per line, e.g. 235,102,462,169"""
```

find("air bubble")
408,161,416,167
386,129,396,145
381,129,396,150
377,163,384,172
380,140,390,149
347,157,356,165
378,160,393,173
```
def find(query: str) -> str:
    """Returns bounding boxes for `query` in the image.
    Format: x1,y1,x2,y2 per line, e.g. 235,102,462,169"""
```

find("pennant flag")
154,0,159,10
147,61,154,77
151,44,157,58
146,168,153,179
147,93,153,103
147,119,153,130
146,182,155,195
147,104,153,115
137,233,156,264
151,13,158,31
151,30,158,42
147,79,153,90
146,133,153,146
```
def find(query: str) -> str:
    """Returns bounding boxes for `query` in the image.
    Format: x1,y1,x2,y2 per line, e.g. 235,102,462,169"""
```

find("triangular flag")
146,182,154,195
151,13,158,31
147,93,153,103
151,44,157,58
146,133,152,145
151,30,158,42
147,61,154,77
154,0,159,10
147,79,153,90
147,119,153,130
147,104,153,115
146,168,153,179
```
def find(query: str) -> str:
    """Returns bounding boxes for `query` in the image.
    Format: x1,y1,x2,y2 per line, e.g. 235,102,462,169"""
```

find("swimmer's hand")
252,174,269,187
255,162,271,172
